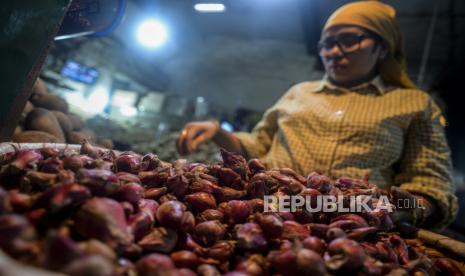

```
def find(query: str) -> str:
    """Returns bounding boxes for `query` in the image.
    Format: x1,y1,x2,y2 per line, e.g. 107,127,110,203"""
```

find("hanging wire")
417,0,441,88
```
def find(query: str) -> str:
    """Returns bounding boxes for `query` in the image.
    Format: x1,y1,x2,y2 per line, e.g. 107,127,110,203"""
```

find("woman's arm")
393,98,458,229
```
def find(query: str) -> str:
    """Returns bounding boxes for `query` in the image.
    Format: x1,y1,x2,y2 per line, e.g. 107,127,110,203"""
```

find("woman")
176,1,457,229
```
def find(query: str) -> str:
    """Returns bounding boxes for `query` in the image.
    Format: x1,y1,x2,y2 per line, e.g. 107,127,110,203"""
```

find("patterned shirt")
235,77,457,229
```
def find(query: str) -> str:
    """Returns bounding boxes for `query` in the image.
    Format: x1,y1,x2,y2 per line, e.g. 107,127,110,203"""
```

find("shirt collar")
313,75,392,95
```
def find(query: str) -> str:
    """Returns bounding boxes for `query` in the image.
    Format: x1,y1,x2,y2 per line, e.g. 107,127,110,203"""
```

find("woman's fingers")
176,121,219,155
176,128,188,155
190,131,210,152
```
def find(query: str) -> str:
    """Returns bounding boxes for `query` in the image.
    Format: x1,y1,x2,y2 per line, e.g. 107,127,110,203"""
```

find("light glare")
194,3,226,13
137,19,167,48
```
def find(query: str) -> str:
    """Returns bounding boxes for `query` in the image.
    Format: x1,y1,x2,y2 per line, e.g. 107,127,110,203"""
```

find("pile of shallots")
0,142,461,276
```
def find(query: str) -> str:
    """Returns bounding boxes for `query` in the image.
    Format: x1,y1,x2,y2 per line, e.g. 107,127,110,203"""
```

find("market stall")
1,0,465,275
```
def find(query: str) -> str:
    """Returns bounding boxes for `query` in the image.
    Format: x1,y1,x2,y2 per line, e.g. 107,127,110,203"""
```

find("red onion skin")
293,209,313,224
8,190,32,213
346,227,377,242
76,169,119,196
236,223,268,253
220,149,249,179
35,183,90,214
302,236,326,255
189,179,220,194
116,172,141,184
26,208,47,225
307,223,329,239
159,193,178,204
39,156,63,173
281,221,310,240
62,155,91,172
277,212,296,222
235,254,269,276
171,250,200,270
306,172,331,191
185,192,217,212
80,140,101,159
10,150,43,171
212,167,242,187
20,171,57,192
43,231,83,270
433,258,463,276
205,240,235,262
115,152,141,174
138,167,174,188
113,182,144,205
247,199,264,213
136,253,175,276
197,264,221,276
144,187,167,200
253,213,283,239
0,214,35,248
156,201,186,229
390,234,410,265
78,239,117,261
63,255,115,276
194,220,226,246
138,227,178,253
140,153,162,171
128,211,154,241
221,200,250,226
296,248,327,275
328,219,360,231
330,214,369,228
196,209,224,223
326,227,346,241
213,186,247,202
268,248,297,276
166,174,190,198
0,187,12,214
248,158,266,175
74,197,132,247
138,199,159,221
121,201,135,218
175,233,205,253
180,211,196,233
39,147,60,158
327,238,366,270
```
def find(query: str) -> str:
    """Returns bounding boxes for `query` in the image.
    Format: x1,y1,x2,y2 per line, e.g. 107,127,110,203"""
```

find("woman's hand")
176,120,220,155
389,186,435,226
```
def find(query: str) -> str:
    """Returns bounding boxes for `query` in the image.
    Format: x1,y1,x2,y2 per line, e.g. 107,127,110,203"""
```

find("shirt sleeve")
234,85,298,160
394,98,458,229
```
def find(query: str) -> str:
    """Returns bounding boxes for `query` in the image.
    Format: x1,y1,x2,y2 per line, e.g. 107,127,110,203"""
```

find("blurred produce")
132,132,221,164
0,143,464,275
13,79,113,149
13,131,61,143
25,108,65,143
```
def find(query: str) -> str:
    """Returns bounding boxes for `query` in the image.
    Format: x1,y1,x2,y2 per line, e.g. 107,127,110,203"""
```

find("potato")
13,131,60,143
99,138,114,149
68,113,84,131
30,94,68,113
22,101,34,114
51,111,73,135
25,108,65,143
14,126,23,136
32,78,48,95
67,131,94,144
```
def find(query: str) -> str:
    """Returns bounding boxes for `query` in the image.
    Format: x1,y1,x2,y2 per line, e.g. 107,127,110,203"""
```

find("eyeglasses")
317,33,372,55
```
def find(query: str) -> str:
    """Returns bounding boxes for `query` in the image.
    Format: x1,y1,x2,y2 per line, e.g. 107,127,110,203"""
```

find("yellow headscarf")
323,1,416,89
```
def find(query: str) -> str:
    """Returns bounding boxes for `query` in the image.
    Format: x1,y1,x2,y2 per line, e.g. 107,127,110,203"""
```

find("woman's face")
319,25,386,85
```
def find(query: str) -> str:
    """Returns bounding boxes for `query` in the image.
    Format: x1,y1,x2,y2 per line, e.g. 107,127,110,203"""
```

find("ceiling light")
194,3,226,13
136,19,168,48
